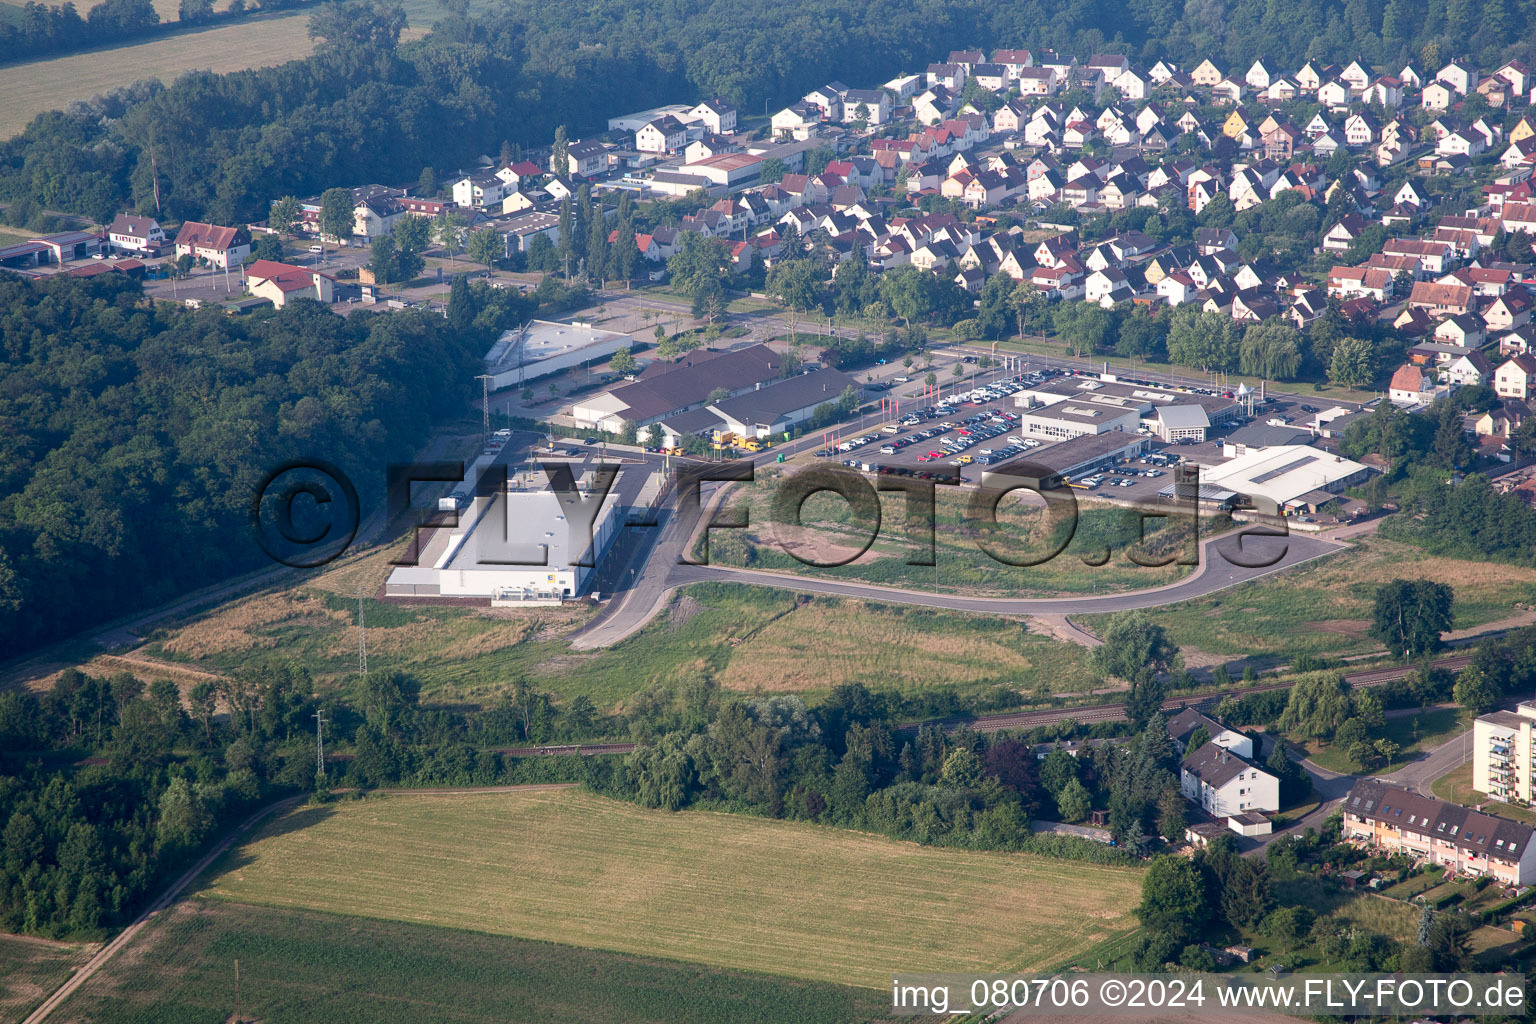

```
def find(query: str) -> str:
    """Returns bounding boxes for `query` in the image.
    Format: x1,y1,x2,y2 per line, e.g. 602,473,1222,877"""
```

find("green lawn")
52,899,899,1024
1301,707,1471,774
1434,760,1536,826
192,789,1144,989
702,468,1200,598
1085,535,1536,665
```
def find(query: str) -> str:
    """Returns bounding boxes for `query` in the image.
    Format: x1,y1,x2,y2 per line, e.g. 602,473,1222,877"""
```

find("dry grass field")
100,531,1097,708
197,789,1144,988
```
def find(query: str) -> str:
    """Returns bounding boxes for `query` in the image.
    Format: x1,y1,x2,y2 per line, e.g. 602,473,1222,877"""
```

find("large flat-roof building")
571,344,786,432
981,431,1148,489
1160,444,1373,514
384,459,656,604
483,320,633,388
1012,376,1238,441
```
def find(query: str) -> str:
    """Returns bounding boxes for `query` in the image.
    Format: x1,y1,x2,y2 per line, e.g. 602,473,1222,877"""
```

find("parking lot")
809,362,1332,504
814,367,1183,491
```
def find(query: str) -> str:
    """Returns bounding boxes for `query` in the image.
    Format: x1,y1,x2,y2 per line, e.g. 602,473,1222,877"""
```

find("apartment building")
1343,778,1536,886
1180,741,1280,817
1473,701,1536,803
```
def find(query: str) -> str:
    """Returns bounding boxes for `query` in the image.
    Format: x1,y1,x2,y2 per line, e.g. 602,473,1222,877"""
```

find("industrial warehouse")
384,453,659,603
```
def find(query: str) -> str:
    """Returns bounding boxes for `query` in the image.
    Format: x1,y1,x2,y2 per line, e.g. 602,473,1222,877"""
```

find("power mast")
357,585,369,679
314,708,326,778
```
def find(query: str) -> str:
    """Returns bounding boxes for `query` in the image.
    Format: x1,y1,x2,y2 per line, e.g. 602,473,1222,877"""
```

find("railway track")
492,653,1475,758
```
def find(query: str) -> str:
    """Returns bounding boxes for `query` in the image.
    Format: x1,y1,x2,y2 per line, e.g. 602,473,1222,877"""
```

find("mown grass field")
1434,760,1536,826
194,789,1144,988
134,540,1097,707
0,14,317,138
1081,534,1536,665
53,899,900,1024
703,467,1201,597
0,934,93,1023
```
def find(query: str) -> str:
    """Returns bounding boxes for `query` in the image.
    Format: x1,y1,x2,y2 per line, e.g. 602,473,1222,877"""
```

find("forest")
0,272,492,658
4,0,1536,227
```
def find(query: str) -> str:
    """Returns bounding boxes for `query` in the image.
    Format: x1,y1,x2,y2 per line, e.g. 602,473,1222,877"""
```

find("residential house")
1435,312,1486,349
1329,265,1394,302
1437,60,1479,95
106,214,165,254
1448,350,1495,386
1190,59,1225,86
841,89,891,126
1389,363,1434,404
1496,355,1536,400
687,99,738,135
771,103,822,139
636,116,689,154
1342,779,1536,886
1487,289,1534,331
556,140,608,178
452,173,507,210
1422,81,1456,111
245,259,335,308
1409,280,1475,316
173,222,248,269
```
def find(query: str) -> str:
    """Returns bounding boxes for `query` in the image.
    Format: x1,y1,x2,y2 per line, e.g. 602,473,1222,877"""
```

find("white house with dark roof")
1181,741,1279,816
107,214,165,254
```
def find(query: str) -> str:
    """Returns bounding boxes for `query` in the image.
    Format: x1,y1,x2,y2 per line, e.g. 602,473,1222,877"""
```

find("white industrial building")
1161,444,1374,514
1013,376,1238,441
483,320,633,389
384,459,657,604
607,104,695,133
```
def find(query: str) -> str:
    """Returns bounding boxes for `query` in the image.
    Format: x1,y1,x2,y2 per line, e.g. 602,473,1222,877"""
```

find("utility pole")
357,585,368,679
235,959,241,1023
314,708,326,777
476,373,493,444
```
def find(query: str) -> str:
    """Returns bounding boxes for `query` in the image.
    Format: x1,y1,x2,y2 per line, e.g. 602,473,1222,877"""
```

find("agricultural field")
703,467,1201,597
0,14,317,138
193,789,1144,988
121,539,1097,708
0,934,93,1023
0,0,462,139
53,899,899,1024
1082,534,1536,666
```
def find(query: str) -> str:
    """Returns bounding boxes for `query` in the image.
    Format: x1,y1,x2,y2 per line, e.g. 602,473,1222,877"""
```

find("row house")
1343,779,1536,886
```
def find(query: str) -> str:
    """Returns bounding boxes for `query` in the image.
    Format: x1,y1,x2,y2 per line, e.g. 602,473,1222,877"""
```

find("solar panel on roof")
1250,453,1318,484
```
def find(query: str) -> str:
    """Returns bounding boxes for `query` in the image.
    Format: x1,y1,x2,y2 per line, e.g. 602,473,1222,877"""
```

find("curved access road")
573,522,1349,648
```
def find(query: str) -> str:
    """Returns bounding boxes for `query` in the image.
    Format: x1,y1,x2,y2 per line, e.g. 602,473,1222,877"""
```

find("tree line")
0,271,482,658
9,0,1536,229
